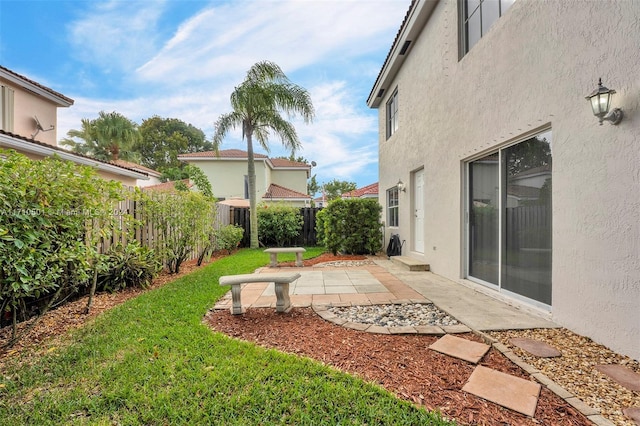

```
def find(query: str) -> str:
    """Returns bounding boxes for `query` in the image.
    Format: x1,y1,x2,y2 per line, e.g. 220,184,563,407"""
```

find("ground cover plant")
0,249,453,425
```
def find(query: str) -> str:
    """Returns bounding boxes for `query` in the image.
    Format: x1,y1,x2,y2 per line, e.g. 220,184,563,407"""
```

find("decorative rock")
327,303,460,328
315,260,375,267
509,337,562,358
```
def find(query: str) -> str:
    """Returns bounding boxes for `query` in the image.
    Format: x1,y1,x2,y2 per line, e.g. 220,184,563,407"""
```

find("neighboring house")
112,160,162,187
178,149,312,207
342,182,379,200
314,195,327,208
368,0,639,360
0,66,149,186
143,179,193,193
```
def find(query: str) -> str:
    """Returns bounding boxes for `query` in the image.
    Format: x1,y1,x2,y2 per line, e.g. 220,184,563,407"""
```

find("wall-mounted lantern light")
397,179,406,192
585,78,623,125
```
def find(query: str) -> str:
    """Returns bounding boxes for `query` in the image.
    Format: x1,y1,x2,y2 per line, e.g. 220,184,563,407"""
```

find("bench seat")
264,247,306,267
219,272,301,315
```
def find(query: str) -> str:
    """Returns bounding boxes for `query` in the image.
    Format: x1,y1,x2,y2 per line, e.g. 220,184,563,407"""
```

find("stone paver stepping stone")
595,364,640,391
428,334,490,364
622,407,640,425
462,365,541,417
509,337,561,358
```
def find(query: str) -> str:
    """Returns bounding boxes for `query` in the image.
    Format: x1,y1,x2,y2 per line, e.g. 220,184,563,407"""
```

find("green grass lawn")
0,248,454,425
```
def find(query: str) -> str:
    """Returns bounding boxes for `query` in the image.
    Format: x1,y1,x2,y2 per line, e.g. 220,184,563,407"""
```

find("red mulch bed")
207,308,591,425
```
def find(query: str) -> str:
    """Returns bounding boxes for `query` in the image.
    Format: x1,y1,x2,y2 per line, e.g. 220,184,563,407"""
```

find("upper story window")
460,0,515,56
386,89,398,139
0,85,15,132
387,186,399,227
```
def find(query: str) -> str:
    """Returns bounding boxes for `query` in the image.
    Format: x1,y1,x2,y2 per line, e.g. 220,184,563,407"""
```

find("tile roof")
269,158,309,168
178,149,268,159
0,129,147,177
112,160,161,176
342,182,379,199
143,179,193,192
367,0,417,103
263,183,311,199
0,65,74,106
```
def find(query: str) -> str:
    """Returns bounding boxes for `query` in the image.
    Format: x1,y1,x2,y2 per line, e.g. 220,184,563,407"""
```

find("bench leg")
269,253,278,267
274,282,292,313
230,284,244,315
295,252,303,267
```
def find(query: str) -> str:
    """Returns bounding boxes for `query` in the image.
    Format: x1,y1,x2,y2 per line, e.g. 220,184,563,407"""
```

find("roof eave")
0,134,148,180
0,69,74,107
367,0,439,109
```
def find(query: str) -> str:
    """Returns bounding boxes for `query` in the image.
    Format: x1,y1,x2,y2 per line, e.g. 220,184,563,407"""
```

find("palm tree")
60,111,141,162
60,118,98,156
93,111,141,161
213,61,315,248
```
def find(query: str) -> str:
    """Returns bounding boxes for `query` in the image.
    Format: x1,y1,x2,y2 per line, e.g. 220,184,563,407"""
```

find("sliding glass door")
467,131,552,306
469,154,500,286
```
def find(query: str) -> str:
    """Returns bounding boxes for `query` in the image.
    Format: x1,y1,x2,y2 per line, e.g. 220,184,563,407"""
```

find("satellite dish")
31,115,55,139
34,115,43,130
311,161,317,167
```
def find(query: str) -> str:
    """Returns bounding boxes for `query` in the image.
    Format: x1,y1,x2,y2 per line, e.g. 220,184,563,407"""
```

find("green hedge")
316,198,382,255
257,203,303,247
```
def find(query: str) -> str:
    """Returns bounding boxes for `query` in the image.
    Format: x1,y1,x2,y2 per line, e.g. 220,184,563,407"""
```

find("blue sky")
0,0,409,189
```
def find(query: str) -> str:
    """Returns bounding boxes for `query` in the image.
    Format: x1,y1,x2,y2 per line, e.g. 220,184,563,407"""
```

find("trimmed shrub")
257,203,303,247
0,149,127,343
318,198,383,255
98,241,162,292
214,224,244,253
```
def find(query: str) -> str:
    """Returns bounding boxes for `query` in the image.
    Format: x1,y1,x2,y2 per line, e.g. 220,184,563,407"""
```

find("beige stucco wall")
377,0,639,359
95,169,137,187
270,169,308,194
3,80,59,146
188,159,270,201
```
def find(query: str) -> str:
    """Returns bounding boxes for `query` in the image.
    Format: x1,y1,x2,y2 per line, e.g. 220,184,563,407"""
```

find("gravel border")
484,328,639,426
314,301,637,426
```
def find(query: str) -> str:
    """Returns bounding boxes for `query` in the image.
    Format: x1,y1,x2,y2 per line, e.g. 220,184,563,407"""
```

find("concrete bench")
219,272,301,315
264,247,306,267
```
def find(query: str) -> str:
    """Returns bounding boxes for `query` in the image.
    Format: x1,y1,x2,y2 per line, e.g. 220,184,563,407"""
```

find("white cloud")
136,0,406,85
59,0,409,187
67,0,167,73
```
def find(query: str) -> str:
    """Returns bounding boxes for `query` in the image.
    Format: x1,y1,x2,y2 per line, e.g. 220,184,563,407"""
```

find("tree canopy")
212,60,314,248
137,116,211,172
60,111,141,162
323,179,357,201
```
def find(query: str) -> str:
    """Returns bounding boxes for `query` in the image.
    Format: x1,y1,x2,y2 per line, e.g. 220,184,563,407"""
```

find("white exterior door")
413,169,425,253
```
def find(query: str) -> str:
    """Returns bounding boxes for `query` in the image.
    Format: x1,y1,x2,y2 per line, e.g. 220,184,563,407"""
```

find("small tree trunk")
3,284,65,349
84,265,99,314
11,301,17,341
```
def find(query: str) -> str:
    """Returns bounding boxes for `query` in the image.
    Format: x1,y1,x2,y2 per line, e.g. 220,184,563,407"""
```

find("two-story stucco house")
342,182,379,200
178,149,312,207
0,66,156,187
368,0,639,360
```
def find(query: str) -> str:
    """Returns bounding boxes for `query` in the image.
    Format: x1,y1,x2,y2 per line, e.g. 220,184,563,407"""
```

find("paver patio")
213,256,612,421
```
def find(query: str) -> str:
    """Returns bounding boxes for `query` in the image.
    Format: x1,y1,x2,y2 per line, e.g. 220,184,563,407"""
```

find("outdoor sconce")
585,78,623,125
397,180,406,192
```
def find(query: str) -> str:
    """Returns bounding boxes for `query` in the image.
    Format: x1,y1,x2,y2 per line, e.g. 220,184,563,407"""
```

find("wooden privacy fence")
229,207,322,247
95,188,231,262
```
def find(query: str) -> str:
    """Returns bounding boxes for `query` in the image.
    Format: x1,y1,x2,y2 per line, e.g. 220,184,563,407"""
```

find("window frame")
0,85,15,132
459,0,515,58
387,186,399,227
385,89,398,139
